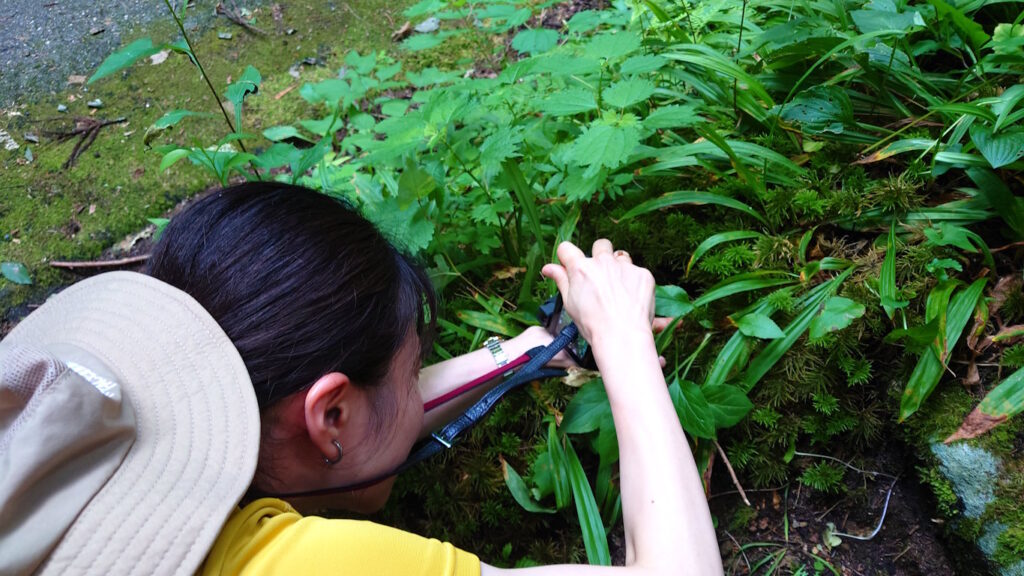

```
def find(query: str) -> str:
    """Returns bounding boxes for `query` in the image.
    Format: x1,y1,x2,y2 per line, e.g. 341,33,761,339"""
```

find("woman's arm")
483,240,722,576
417,326,554,438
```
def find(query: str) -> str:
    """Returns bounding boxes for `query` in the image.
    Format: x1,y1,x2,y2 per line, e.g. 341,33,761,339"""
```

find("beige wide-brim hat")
0,271,260,575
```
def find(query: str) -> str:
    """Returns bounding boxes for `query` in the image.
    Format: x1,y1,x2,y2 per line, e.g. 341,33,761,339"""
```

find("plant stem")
162,0,248,154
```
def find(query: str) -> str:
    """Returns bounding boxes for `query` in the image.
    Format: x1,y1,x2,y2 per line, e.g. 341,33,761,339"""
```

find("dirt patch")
710,437,990,575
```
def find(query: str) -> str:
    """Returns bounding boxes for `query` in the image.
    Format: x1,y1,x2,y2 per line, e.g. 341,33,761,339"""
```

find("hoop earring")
324,439,344,466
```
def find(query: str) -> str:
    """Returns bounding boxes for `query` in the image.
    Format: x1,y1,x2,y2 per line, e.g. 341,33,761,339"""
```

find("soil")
709,436,990,576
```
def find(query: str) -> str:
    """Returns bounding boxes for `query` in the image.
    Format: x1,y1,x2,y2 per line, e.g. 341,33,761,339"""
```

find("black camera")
537,295,597,370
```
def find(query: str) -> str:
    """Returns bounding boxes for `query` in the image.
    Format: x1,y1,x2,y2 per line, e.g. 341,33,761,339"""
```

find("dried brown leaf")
945,407,1007,443
391,21,412,42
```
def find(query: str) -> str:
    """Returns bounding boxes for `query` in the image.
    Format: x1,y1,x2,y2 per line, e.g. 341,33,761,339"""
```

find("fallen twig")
216,1,268,35
716,440,751,506
44,117,128,169
50,254,150,269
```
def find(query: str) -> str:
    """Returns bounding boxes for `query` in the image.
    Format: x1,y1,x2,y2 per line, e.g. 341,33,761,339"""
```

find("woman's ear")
303,372,353,459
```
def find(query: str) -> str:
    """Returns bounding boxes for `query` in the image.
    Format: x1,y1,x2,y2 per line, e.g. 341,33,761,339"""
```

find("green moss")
918,465,962,517
1,0,414,309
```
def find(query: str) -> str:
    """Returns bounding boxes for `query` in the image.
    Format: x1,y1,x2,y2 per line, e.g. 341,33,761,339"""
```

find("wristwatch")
483,336,510,371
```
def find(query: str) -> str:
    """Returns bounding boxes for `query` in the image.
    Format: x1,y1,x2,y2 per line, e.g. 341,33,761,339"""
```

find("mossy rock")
905,383,1024,574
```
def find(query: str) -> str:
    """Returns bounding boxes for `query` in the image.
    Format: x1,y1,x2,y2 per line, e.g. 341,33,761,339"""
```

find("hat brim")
4,272,260,576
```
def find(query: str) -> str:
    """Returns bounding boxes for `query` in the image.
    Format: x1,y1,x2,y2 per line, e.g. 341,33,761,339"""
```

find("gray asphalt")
0,0,225,107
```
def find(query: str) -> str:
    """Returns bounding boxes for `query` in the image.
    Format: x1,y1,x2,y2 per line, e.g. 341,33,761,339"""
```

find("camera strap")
256,324,579,499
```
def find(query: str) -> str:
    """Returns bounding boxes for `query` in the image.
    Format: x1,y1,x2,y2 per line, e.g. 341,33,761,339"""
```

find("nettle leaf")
469,196,514,226
344,50,377,74
809,296,865,340
480,126,524,169
406,67,461,88
602,78,656,109
669,379,716,439
300,116,342,137
1,262,32,285
702,384,754,428
89,38,162,83
737,313,785,339
397,161,436,209
566,121,639,176
655,285,694,318
969,125,1024,169
619,54,667,75
642,104,701,129
537,88,597,116
254,142,303,170
512,28,560,55
583,30,642,60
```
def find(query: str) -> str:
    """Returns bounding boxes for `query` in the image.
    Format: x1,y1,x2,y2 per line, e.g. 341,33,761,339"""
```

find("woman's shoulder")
200,498,480,576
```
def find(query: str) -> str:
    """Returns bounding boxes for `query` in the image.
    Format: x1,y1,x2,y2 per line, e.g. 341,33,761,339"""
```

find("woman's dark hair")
145,182,436,411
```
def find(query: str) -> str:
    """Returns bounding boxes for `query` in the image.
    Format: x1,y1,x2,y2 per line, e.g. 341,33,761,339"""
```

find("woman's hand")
541,239,656,351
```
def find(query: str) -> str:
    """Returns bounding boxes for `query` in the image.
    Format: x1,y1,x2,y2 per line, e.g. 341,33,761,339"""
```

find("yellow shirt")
201,498,481,576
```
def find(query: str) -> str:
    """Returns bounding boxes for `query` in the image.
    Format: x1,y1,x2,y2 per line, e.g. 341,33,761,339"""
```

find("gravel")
0,0,237,107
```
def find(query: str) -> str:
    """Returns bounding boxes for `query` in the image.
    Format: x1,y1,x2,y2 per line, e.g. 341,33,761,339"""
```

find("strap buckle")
431,432,453,449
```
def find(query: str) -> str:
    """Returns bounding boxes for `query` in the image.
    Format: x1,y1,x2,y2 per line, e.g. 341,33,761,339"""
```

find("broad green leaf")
300,79,350,107
537,88,597,116
224,65,262,132
1,262,32,285
602,78,656,109
850,8,925,33
262,125,312,142
582,31,641,60
511,28,560,55
480,126,524,169
402,32,447,51
253,143,302,169
300,116,342,137
884,319,941,354
89,38,162,84
619,54,667,75
159,148,191,171
702,384,754,428
565,123,639,175
992,84,1024,133
777,85,854,135
923,222,977,253
737,313,785,339
152,109,215,129
809,297,865,340
620,191,766,223
669,379,716,438
642,104,701,130
397,161,436,209
655,285,694,318
705,330,753,387
970,125,1024,169
344,50,377,74
563,437,611,565
687,230,762,276
563,381,612,434
900,279,988,421
502,459,555,513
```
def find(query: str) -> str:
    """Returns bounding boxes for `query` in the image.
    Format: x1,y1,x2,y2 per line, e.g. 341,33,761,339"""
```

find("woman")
0,183,721,575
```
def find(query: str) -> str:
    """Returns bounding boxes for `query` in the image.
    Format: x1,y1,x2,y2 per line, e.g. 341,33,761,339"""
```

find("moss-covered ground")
1,0,428,308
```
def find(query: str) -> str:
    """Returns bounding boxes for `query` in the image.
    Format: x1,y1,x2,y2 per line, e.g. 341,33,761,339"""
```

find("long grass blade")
693,273,797,308
621,191,766,223
899,279,988,421
563,437,611,565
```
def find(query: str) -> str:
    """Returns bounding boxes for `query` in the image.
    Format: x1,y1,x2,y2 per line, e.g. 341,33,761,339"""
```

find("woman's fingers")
556,241,586,269
614,249,632,264
652,317,682,333
592,238,614,258
541,263,569,296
